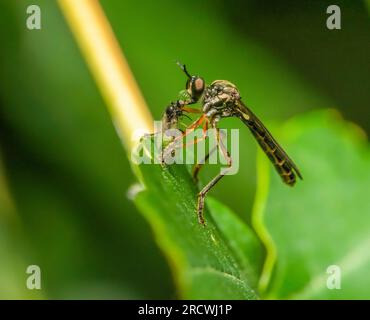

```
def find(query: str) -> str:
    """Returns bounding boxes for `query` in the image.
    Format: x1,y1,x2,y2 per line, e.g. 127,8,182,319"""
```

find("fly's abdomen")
249,123,297,185
238,107,302,186
264,142,297,185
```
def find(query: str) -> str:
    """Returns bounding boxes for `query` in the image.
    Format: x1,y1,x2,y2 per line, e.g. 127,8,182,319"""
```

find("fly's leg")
197,128,232,225
180,118,208,149
162,114,206,164
176,107,203,134
192,119,217,182
163,118,208,166
181,106,202,114
192,127,228,181
192,145,216,182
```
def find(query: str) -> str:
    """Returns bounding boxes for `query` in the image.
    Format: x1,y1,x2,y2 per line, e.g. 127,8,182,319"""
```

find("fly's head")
177,62,205,103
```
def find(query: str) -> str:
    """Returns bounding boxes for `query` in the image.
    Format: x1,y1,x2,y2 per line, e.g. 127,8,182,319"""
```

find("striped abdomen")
236,102,302,186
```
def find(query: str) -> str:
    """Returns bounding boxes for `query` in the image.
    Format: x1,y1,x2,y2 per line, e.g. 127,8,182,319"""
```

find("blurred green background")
0,0,369,299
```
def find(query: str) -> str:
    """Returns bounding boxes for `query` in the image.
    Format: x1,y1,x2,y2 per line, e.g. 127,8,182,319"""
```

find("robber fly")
162,62,302,225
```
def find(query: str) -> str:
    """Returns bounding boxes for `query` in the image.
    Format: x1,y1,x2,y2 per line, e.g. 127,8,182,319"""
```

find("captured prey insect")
161,100,201,131
161,62,302,225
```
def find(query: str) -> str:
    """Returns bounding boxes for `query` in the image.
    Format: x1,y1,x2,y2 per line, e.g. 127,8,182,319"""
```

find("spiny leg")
162,114,206,164
192,145,216,182
216,128,232,167
164,118,209,167
192,119,221,182
179,117,209,149
181,106,202,114
196,128,232,225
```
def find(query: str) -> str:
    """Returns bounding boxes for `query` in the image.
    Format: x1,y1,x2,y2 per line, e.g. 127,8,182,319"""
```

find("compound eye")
193,77,205,93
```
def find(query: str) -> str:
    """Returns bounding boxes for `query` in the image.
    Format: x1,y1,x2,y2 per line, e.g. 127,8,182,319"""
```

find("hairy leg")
161,114,206,164
196,127,232,225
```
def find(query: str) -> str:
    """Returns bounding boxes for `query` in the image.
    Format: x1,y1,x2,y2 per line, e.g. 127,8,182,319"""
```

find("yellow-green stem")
58,0,153,152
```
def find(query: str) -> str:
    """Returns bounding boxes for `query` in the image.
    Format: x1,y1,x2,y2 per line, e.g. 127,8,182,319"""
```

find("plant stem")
58,0,153,151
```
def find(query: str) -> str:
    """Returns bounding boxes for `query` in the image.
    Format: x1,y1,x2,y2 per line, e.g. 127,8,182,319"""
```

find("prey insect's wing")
236,101,302,185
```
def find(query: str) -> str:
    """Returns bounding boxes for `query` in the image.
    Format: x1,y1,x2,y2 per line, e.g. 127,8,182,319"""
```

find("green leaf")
257,109,370,299
207,197,264,289
133,157,264,299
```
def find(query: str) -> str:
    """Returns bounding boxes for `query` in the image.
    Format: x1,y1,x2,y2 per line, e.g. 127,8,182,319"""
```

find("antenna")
176,61,191,78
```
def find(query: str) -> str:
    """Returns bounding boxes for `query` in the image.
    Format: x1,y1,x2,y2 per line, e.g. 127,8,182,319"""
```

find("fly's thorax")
202,80,241,117
210,79,238,89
